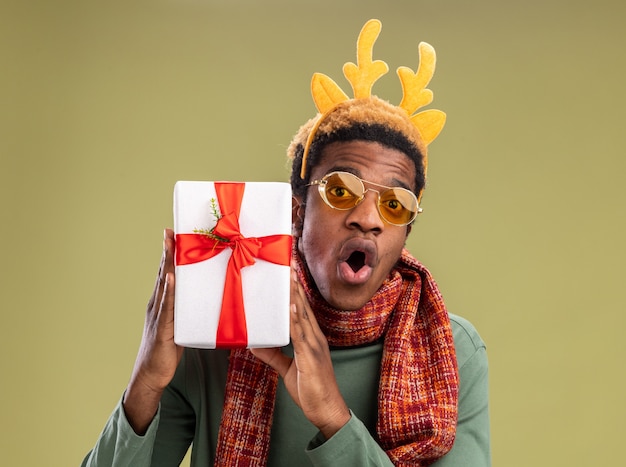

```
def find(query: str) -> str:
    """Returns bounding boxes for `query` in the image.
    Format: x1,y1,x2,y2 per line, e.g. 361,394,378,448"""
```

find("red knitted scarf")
214,249,459,466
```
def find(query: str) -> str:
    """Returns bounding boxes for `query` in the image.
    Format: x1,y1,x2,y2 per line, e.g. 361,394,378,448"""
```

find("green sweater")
81,314,490,466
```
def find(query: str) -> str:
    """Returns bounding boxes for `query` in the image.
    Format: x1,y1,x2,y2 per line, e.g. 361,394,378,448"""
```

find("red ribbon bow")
175,182,292,348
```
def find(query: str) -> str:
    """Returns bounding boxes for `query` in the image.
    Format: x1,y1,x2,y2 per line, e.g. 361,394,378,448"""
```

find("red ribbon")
175,182,292,348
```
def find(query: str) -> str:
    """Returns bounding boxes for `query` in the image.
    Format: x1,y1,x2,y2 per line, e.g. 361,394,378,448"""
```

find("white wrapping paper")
173,181,292,348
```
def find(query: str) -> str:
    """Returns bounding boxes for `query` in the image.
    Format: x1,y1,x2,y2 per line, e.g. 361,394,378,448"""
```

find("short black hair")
290,123,426,200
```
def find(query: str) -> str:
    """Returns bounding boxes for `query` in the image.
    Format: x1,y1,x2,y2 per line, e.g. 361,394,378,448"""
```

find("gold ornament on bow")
299,19,446,180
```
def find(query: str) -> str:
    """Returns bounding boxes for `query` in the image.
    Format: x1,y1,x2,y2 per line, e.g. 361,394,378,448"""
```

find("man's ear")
292,196,305,237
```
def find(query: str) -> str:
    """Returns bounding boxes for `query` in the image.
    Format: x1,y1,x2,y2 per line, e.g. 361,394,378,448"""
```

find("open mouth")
337,238,377,285
346,250,366,272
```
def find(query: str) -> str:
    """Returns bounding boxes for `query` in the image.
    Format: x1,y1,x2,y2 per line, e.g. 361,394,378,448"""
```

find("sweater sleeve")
80,395,160,467
80,351,196,467
305,411,394,467
432,315,491,466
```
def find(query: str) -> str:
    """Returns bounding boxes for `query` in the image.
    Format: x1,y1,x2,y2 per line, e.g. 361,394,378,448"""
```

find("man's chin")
320,283,378,311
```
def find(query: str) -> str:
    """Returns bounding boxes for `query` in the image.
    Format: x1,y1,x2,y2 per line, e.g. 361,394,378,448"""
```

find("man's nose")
345,191,384,233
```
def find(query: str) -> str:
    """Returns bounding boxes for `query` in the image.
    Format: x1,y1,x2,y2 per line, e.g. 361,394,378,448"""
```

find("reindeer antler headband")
294,19,446,182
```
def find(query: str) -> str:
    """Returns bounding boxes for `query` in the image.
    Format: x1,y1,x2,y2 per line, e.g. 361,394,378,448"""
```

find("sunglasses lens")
323,172,364,209
379,188,418,225
318,172,419,225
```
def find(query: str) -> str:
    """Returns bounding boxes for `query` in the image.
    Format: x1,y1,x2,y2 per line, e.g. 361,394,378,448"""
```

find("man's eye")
385,199,400,210
329,186,348,197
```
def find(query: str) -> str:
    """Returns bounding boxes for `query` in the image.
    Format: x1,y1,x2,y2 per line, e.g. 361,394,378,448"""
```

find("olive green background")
1,1,624,466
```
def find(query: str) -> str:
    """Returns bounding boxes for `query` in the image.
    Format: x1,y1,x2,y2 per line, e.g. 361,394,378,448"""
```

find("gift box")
173,181,292,349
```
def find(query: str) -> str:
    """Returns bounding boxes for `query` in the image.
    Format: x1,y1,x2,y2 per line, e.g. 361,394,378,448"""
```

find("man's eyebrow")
390,178,413,191
325,165,359,176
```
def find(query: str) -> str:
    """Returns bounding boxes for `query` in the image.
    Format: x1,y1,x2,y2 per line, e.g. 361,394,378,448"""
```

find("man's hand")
251,266,351,440
123,228,183,435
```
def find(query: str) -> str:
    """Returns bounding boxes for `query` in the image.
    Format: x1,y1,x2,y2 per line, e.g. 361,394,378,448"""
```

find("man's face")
296,140,417,310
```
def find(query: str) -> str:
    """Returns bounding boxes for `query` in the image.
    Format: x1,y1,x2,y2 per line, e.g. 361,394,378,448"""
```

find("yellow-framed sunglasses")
308,171,421,226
